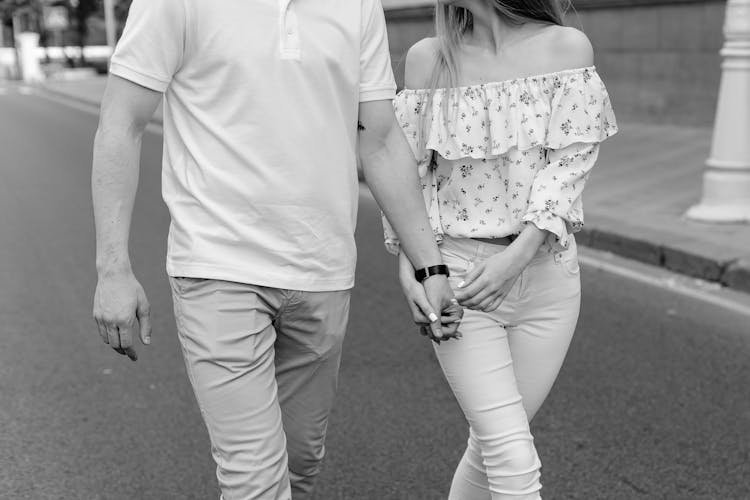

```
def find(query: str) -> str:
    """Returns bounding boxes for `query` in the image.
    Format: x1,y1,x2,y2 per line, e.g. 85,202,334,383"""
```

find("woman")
382,1,618,498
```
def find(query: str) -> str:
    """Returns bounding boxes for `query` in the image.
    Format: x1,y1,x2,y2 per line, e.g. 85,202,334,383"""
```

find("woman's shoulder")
520,25,594,75
404,37,441,90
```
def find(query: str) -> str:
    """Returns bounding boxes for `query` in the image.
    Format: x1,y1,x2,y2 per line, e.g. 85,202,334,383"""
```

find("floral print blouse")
382,66,618,254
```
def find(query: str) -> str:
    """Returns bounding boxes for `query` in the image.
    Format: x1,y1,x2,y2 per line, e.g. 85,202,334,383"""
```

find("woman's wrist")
506,225,548,268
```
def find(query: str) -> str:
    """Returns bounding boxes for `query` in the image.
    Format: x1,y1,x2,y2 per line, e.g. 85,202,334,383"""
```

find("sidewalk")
35,76,750,293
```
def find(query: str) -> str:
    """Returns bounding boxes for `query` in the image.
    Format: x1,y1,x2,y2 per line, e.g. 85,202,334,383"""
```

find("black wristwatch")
414,264,450,283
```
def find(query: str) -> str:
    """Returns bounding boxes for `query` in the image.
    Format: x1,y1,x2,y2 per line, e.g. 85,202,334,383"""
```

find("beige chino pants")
169,277,350,500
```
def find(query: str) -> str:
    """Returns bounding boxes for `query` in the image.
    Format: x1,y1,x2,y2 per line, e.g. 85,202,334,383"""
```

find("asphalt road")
1,87,749,500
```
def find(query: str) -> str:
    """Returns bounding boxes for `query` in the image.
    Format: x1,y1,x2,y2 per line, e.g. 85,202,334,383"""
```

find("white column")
687,0,750,223
103,0,116,56
17,31,44,83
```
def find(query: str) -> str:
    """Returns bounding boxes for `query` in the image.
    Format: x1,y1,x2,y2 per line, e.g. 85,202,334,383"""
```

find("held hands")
454,248,528,312
398,252,463,343
93,270,152,361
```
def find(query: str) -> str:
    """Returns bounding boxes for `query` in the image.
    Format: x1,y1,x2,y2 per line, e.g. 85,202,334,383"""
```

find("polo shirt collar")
279,0,301,60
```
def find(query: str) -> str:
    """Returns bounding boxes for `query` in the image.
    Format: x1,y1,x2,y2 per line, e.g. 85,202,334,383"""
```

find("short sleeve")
359,0,397,102
109,0,187,93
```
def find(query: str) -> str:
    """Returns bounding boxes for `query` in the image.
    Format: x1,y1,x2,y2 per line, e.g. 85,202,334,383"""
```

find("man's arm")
92,74,162,361
358,99,457,339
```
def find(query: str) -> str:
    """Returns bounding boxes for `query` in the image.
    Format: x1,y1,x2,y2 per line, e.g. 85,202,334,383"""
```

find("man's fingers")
123,346,138,362
113,325,137,361
136,298,152,345
441,321,461,338
106,325,121,349
441,299,463,322
95,318,109,344
441,311,461,323
118,322,134,350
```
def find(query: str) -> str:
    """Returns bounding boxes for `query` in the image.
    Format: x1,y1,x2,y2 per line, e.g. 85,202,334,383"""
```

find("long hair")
419,1,571,149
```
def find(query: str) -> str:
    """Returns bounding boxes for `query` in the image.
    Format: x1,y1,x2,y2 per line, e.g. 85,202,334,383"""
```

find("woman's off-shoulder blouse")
382,66,618,254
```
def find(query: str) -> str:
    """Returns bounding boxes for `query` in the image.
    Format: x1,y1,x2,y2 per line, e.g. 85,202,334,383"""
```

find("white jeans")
434,236,582,500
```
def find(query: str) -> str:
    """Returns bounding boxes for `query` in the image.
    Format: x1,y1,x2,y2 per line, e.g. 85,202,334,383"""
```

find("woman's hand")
453,249,525,312
455,225,549,312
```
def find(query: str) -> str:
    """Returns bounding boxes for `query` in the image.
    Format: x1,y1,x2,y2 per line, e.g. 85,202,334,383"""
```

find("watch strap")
414,264,450,283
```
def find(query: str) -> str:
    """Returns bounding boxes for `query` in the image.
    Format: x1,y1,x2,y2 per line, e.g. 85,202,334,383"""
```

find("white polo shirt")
110,0,396,291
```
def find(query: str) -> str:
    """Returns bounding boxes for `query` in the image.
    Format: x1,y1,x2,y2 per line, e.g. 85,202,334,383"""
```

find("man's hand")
93,271,151,361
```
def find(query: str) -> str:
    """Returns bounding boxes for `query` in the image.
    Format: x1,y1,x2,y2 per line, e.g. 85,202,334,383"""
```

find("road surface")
1,86,749,500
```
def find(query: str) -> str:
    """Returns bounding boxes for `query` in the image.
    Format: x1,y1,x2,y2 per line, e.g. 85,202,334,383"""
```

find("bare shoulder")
404,37,440,89
536,25,594,71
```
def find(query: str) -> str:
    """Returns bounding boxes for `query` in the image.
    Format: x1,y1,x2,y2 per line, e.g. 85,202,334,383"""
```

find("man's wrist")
96,256,133,278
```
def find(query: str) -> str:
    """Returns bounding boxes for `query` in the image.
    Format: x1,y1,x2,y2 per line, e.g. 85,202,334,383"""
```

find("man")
92,0,458,499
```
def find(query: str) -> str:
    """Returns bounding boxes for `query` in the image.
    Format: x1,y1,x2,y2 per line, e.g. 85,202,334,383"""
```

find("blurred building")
383,0,726,127
0,0,129,76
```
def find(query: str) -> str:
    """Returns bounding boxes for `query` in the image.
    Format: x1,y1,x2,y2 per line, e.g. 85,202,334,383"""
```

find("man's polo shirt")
110,0,397,291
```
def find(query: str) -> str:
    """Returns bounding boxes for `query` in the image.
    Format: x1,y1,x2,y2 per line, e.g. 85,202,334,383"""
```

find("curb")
39,85,749,295
578,226,750,294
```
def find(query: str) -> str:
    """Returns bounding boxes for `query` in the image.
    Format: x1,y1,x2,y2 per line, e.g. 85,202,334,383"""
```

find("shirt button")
287,27,295,35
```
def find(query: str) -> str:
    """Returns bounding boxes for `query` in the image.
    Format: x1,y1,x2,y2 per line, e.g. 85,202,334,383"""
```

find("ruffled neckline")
393,66,618,161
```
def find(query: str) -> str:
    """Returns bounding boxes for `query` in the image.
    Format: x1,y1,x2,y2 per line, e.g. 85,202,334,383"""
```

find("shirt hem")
109,62,171,93
166,261,355,292
359,85,397,102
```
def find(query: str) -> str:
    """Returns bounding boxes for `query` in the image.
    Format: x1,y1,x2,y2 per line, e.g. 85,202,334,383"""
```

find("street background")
2,0,750,499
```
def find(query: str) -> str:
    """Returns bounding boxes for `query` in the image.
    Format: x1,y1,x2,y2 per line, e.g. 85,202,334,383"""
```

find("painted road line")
578,246,750,318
